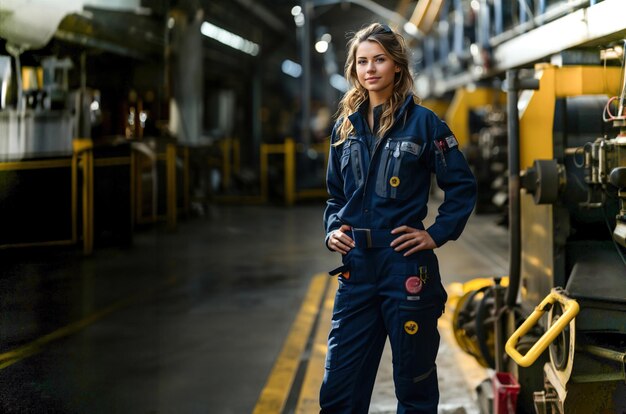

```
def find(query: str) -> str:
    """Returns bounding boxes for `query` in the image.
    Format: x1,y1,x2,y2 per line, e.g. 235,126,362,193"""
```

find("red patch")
405,276,423,294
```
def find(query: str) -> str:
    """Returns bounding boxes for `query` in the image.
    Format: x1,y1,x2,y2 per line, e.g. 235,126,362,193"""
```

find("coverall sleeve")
323,124,347,249
426,119,477,247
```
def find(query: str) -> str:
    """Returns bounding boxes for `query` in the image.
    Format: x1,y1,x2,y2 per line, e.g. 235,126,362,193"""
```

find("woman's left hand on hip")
390,225,437,256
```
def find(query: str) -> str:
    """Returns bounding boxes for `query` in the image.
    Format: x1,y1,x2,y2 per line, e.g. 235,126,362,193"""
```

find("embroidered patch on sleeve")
435,135,458,153
445,135,458,148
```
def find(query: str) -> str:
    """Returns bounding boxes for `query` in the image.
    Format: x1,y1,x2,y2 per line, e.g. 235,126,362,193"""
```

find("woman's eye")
376,57,385,63
357,60,366,65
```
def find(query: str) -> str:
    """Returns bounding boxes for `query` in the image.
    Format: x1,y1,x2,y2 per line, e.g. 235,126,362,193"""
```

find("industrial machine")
409,0,626,412
503,62,626,414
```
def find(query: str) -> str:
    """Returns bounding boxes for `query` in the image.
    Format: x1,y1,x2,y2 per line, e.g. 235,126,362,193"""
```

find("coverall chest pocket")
375,138,423,200
340,139,365,192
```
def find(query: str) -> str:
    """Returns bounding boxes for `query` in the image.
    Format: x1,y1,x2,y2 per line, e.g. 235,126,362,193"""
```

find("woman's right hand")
327,224,355,255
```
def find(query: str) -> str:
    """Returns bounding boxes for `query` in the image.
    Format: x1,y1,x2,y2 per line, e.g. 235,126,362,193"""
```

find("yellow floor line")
253,273,328,414
0,278,176,371
295,277,338,413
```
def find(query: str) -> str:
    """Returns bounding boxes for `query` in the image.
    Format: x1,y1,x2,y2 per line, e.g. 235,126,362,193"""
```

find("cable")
603,96,619,122
602,202,626,266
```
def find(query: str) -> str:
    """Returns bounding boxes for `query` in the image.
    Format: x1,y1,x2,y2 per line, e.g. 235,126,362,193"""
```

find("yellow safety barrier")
215,138,241,192
142,141,178,229
259,137,330,205
260,138,296,205
0,157,77,250
166,142,177,231
215,137,329,205
74,138,94,255
181,146,190,217
505,288,579,367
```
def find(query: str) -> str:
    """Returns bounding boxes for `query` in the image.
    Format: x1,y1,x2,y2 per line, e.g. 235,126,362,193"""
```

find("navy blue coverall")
321,94,477,413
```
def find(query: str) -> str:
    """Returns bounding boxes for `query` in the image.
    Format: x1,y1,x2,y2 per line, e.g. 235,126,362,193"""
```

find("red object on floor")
493,372,520,414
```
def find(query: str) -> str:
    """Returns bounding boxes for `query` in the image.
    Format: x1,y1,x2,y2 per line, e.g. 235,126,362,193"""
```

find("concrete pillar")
169,10,203,144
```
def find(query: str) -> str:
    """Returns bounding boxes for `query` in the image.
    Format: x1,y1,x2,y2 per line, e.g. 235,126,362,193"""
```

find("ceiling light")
330,74,348,92
201,21,259,56
294,13,305,27
315,40,329,53
403,22,418,36
282,59,302,78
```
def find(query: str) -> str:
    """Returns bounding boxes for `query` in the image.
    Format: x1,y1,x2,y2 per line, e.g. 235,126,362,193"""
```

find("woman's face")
355,40,399,99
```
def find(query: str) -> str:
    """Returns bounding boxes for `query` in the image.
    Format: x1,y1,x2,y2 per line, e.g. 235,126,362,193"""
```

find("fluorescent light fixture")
282,59,302,78
291,5,302,16
201,21,260,56
315,40,329,53
330,74,348,92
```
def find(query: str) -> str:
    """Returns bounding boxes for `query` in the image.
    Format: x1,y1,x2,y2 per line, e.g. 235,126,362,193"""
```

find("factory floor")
0,196,508,413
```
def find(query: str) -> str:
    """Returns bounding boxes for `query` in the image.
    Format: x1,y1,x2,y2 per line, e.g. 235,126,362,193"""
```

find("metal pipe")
580,344,626,364
301,0,312,147
506,69,521,308
617,39,626,119
493,277,505,372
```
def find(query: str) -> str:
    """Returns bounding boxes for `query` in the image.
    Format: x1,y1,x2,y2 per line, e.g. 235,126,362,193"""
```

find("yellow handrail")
505,288,579,367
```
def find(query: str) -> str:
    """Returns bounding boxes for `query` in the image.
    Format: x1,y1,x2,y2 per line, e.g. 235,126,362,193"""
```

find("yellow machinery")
445,87,508,214
508,63,626,413
452,62,626,413
408,0,626,411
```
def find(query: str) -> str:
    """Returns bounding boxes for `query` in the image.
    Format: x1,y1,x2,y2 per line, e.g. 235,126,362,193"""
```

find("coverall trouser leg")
319,279,388,413
319,247,445,414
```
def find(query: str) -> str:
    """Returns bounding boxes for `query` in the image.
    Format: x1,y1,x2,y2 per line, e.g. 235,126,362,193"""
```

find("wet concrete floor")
0,199,508,413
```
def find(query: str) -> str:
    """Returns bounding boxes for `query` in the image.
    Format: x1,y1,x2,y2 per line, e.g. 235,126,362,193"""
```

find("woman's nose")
366,62,375,72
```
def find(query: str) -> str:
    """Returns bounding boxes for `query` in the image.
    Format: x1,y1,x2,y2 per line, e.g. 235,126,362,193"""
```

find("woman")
322,23,476,413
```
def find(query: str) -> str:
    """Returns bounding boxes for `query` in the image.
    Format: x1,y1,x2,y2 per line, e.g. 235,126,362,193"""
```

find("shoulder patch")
435,135,458,153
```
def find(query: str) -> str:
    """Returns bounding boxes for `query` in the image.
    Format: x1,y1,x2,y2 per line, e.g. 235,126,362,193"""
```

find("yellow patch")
389,176,400,187
404,320,418,335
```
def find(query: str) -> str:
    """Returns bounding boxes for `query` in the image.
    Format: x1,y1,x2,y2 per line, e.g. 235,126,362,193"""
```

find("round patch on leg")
405,276,423,294
404,320,418,335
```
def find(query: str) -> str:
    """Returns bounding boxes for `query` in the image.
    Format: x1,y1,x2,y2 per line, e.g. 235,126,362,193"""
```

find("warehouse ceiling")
11,0,414,77
202,0,415,72
0,0,416,107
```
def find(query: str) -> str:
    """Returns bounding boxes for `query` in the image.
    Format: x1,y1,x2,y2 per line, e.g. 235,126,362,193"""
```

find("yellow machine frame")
445,87,507,148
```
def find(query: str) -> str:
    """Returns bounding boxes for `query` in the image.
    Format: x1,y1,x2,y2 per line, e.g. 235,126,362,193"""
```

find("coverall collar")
347,94,416,138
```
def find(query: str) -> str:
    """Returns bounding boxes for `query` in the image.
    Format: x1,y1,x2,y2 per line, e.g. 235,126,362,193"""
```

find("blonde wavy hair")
334,23,416,145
